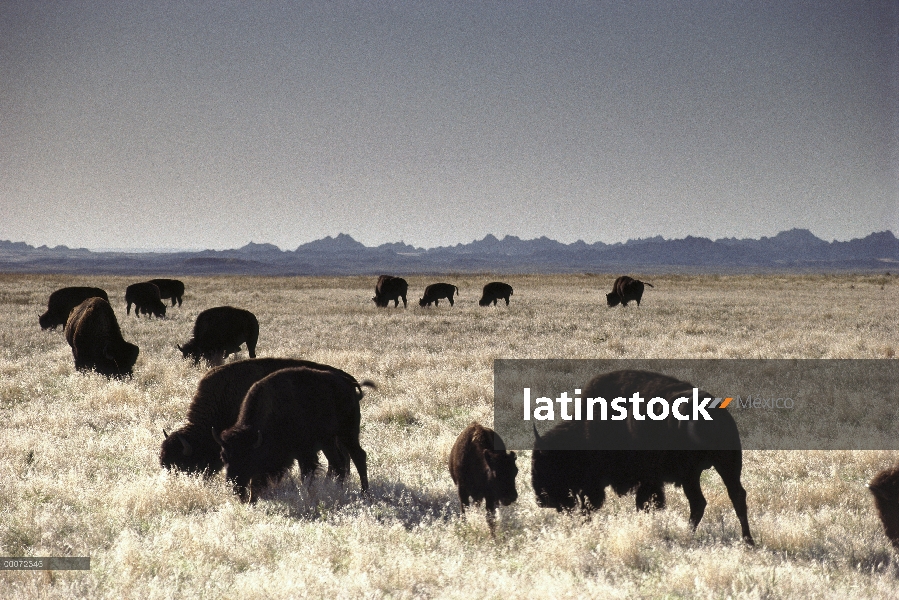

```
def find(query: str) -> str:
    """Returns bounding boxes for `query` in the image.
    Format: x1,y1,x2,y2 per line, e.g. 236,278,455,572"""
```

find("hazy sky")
2,1,897,250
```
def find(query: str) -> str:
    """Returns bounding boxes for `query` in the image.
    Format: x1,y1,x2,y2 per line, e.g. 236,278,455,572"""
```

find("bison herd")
35,276,899,549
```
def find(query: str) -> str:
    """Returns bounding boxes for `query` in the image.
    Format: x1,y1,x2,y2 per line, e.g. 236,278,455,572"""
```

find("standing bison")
478,282,513,306
125,282,167,318
64,297,139,377
530,369,754,545
868,463,899,550
160,357,374,477
39,286,109,330
419,283,459,307
449,422,518,534
372,275,408,308
606,276,653,307
178,306,259,365
148,278,185,307
213,366,370,503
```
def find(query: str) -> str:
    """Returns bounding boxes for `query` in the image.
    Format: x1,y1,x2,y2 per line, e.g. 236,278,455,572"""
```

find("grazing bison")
125,282,167,318
449,422,518,534
160,357,374,477
148,278,185,307
39,286,109,330
64,297,139,377
419,283,459,307
606,276,653,307
478,282,513,307
868,463,899,550
531,369,754,545
213,366,370,503
372,275,408,308
178,306,259,365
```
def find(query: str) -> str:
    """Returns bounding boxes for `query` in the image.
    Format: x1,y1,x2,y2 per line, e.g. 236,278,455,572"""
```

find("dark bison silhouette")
125,282,167,318
213,366,370,503
372,275,408,308
419,283,459,307
39,286,109,330
606,276,653,307
531,369,753,545
65,297,139,378
449,422,518,535
478,282,513,306
178,306,259,365
868,463,899,550
148,278,185,307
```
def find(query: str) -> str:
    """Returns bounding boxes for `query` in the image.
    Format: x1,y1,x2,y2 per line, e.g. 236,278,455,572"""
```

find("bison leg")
715,459,754,545
504,297,509,305
635,481,666,511
401,295,407,308
485,497,497,536
682,472,707,532
126,302,132,315
448,296,454,306
321,442,349,482
298,451,321,483
457,486,471,513
340,438,368,491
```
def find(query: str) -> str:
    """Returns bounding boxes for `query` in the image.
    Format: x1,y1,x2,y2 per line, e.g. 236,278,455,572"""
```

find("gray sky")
2,1,897,250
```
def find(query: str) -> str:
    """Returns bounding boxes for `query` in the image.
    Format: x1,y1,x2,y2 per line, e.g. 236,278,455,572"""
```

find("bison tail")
644,282,654,287
359,380,377,391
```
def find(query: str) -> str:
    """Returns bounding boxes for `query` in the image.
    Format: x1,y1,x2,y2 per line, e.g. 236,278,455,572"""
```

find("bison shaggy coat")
868,463,899,550
178,306,259,365
419,282,459,307
160,357,372,477
65,297,139,377
148,278,185,307
449,422,518,534
372,275,408,308
530,370,754,545
125,282,167,318
214,366,369,503
606,275,653,307
39,286,109,330
478,282,514,306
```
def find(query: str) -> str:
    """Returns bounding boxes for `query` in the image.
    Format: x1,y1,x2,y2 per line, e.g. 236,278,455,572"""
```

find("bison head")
530,424,584,512
214,426,264,503
606,292,621,307
160,429,219,475
484,449,518,506
418,298,428,307
38,311,55,330
478,297,491,306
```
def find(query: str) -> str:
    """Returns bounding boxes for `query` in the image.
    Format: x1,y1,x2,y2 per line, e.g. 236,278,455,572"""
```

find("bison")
39,286,109,330
868,463,899,550
478,282,513,307
125,282,167,318
64,297,139,377
419,282,459,307
372,275,408,308
160,357,374,477
449,422,518,534
178,306,259,365
606,276,653,307
212,366,370,503
148,278,185,307
530,369,754,545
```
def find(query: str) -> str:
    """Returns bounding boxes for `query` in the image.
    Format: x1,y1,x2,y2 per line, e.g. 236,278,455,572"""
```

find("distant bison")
478,282,513,307
419,283,459,307
125,282,167,318
531,369,754,545
39,286,109,330
64,297,139,377
148,278,185,307
178,306,259,365
449,422,518,534
160,357,374,477
372,275,408,308
213,366,370,503
606,276,653,307
868,463,899,550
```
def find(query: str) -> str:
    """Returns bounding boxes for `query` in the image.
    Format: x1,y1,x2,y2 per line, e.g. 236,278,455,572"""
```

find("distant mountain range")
1,229,896,275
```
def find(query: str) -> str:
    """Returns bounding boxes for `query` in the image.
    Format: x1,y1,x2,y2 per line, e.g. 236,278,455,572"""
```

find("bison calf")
868,463,899,550
419,283,459,307
125,282,167,318
148,278,185,307
606,276,653,307
178,306,259,365
65,297,139,377
449,422,518,535
479,282,513,306
39,286,109,330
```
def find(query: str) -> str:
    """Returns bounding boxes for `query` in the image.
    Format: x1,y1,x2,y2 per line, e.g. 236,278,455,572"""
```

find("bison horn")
178,434,193,456
211,427,224,447
532,423,541,444
253,430,263,449
163,429,169,439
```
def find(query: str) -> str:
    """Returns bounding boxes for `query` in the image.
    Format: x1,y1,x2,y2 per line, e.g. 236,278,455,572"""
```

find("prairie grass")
1,272,898,598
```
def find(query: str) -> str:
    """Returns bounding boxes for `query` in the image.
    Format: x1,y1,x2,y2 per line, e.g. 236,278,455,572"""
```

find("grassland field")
1,272,898,599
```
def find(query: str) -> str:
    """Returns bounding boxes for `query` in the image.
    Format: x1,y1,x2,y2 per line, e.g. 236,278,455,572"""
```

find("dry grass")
1,272,898,598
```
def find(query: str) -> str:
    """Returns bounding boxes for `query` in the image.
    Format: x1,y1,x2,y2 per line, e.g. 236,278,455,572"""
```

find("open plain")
1,272,898,599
